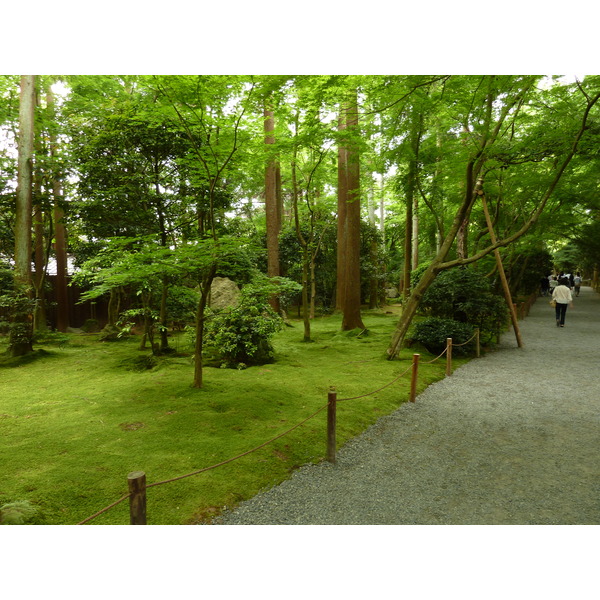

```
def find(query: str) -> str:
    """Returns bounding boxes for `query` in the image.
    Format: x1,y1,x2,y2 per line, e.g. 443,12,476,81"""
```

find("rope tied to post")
335,364,413,403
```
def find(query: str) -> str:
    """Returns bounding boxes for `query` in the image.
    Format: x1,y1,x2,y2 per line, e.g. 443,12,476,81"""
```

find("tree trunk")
335,110,348,313
32,199,47,333
9,75,36,357
403,114,422,299
53,190,69,332
193,268,216,388
341,91,365,331
47,87,69,332
301,246,311,341
367,184,379,309
159,277,169,352
310,252,317,319
290,140,311,342
264,103,281,312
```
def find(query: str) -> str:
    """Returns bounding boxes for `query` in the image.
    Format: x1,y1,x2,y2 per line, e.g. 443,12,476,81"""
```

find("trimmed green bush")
419,266,508,344
411,317,475,354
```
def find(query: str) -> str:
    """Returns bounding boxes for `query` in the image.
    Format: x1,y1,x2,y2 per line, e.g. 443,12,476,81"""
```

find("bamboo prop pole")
446,338,453,376
480,188,523,348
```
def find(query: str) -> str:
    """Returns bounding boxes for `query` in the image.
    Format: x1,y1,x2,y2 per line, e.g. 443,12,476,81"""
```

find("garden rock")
209,277,241,310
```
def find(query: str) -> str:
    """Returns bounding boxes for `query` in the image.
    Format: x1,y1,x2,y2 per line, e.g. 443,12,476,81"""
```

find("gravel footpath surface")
217,287,600,525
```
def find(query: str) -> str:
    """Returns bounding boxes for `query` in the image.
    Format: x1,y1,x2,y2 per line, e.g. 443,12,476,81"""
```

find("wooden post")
409,353,420,402
446,337,453,376
128,471,147,525
327,387,337,463
475,328,480,358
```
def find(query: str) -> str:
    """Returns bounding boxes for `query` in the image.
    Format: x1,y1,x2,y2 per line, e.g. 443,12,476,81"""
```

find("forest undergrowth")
0,309,470,525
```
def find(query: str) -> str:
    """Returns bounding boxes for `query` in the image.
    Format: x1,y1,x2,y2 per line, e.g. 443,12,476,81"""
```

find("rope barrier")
78,403,329,523
336,364,413,402
421,346,448,364
452,330,479,347
146,404,329,489
77,493,131,525
77,335,472,524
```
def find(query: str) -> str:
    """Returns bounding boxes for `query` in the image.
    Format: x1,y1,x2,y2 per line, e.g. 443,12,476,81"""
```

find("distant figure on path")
549,275,558,295
540,276,550,296
552,277,573,327
573,272,582,296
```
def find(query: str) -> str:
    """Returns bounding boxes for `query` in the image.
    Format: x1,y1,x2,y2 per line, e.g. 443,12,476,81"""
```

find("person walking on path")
574,271,582,296
552,277,573,327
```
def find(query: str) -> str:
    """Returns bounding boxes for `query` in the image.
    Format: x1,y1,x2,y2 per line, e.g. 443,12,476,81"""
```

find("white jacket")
552,285,572,304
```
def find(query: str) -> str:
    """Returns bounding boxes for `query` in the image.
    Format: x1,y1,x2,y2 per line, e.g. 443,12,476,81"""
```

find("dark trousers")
555,302,568,325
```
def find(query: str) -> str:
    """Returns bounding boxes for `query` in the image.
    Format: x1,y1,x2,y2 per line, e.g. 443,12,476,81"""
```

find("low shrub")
411,317,475,354
204,302,283,368
419,266,508,344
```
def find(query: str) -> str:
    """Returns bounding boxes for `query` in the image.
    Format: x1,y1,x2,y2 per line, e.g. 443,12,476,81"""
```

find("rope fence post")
327,387,337,464
128,471,147,525
409,353,420,403
446,338,453,376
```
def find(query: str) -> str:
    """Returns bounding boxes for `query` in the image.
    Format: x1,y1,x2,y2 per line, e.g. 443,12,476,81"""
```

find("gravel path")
218,287,600,525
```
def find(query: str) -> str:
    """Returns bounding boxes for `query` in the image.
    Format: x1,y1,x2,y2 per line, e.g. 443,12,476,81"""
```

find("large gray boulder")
210,277,241,310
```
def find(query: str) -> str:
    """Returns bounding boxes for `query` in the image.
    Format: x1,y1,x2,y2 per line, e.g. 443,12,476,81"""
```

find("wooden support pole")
446,338,453,376
327,387,337,463
128,471,147,525
481,189,523,348
409,353,420,403
475,328,480,358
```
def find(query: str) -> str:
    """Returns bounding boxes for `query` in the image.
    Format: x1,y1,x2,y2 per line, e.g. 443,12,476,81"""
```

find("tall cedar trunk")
367,185,378,309
53,201,69,331
402,193,412,299
33,87,48,334
291,143,311,342
46,87,69,333
301,246,311,341
335,110,348,312
9,75,36,356
341,92,365,331
432,126,444,253
47,88,69,332
264,103,280,312
403,115,421,299
412,196,419,270
33,199,47,332
379,174,387,302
